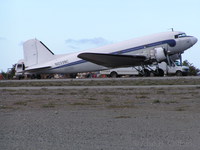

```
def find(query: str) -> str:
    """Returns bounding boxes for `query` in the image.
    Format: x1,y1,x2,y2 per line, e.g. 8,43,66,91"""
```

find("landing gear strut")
135,65,164,77
135,66,151,77
155,68,164,76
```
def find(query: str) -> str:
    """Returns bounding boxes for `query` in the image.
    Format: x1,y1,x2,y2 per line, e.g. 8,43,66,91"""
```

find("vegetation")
183,60,199,76
0,64,16,79
42,102,56,108
153,100,160,103
14,101,27,106
115,115,131,119
107,104,136,109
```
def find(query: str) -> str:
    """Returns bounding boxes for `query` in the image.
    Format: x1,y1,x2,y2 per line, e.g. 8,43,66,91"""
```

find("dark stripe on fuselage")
51,39,176,70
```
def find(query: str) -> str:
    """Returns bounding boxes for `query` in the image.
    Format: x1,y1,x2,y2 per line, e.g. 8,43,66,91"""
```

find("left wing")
78,53,147,68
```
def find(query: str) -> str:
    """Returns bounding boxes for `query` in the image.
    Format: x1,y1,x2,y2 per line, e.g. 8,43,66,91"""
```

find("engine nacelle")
151,47,166,63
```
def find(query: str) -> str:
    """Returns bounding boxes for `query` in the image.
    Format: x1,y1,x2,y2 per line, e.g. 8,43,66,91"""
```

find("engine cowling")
151,47,166,63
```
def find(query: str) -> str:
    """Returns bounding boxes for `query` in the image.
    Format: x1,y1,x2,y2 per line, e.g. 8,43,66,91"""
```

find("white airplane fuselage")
23,31,197,74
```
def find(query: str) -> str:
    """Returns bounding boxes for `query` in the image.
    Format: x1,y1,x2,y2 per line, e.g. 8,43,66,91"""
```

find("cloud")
66,37,111,45
65,37,112,50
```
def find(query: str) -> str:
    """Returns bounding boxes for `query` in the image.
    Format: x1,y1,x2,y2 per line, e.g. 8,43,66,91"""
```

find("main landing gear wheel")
143,69,150,77
156,68,164,77
138,69,150,77
150,71,155,77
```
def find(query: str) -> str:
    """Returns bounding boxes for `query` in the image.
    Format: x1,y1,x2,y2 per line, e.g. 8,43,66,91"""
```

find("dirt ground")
1,77,200,150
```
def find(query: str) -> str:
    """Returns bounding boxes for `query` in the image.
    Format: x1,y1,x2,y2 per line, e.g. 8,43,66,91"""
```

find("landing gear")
150,71,155,77
148,68,164,77
155,68,164,77
143,69,150,77
136,66,151,77
135,65,164,77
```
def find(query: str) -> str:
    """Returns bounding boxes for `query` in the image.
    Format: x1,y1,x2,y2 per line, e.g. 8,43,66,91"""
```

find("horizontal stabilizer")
78,53,146,68
25,65,51,73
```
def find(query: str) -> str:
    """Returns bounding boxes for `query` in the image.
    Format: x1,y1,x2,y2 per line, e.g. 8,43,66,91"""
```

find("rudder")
23,39,54,67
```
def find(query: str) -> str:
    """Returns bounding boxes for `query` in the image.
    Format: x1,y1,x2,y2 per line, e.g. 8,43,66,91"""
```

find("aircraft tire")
156,68,164,77
150,71,155,77
144,69,150,77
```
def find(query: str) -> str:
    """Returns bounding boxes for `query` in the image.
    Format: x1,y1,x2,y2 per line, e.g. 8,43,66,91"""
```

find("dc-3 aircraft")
17,31,197,78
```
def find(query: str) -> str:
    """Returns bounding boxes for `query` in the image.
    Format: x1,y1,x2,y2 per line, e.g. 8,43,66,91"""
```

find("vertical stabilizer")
23,39,54,67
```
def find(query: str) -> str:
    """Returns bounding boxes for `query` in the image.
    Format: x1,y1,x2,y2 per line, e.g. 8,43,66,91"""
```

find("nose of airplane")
191,37,198,45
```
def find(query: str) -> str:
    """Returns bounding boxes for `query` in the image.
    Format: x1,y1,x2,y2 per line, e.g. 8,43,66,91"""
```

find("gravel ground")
1,78,200,150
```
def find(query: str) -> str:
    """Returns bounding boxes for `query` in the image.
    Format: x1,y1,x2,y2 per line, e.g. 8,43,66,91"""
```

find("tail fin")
23,39,54,67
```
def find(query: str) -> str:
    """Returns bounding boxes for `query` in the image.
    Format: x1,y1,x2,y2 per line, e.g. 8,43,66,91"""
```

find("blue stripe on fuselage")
112,39,176,54
51,59,86,70
51,39,176,70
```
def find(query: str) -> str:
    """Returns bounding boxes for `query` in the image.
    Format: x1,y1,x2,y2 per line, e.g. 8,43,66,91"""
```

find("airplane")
16,31,197,78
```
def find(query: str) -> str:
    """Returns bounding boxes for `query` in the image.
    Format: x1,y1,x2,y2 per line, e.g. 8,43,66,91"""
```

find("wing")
78,53,147,68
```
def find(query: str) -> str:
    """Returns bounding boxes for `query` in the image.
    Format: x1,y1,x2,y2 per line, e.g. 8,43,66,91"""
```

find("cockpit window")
175,33,187,39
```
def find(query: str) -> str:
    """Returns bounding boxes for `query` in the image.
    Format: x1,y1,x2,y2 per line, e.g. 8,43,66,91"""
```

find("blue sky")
1,0,199,72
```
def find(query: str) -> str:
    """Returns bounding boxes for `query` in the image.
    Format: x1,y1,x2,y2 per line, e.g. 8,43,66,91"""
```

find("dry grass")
42,102,56,108
115,115,131,119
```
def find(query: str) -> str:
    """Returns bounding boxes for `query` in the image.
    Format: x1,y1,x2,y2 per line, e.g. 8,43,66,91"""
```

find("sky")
0,0,200,72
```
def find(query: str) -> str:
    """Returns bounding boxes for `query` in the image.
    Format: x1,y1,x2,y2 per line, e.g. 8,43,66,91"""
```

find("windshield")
175,33,187,39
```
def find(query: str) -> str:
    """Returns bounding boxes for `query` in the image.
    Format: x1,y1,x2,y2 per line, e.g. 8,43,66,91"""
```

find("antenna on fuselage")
169,28,174,32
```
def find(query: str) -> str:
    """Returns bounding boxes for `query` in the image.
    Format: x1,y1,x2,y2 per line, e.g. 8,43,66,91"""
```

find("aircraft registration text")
55,60,69,66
